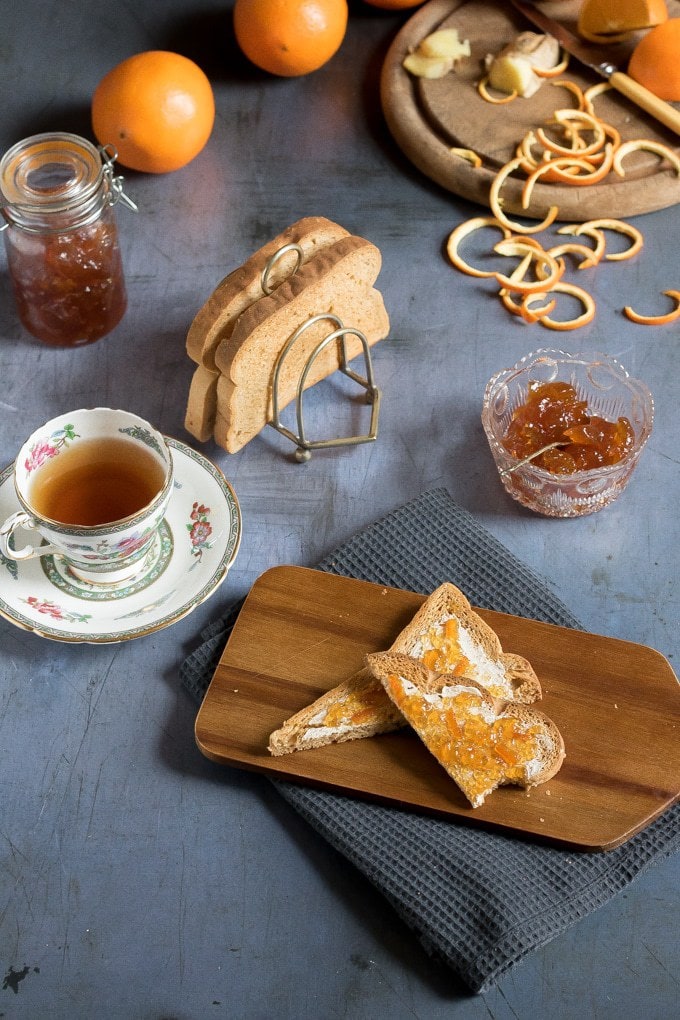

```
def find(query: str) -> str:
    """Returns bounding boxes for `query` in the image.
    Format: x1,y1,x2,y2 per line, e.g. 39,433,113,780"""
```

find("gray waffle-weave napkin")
180,488,680,993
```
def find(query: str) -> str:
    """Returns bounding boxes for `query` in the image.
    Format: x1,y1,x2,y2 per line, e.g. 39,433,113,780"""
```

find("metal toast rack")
261,243,382,462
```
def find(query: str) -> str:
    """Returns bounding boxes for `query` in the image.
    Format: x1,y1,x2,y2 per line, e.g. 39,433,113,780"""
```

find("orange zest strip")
445,216,511,277
548,78,585,109
584,82,612,108
546,241,601,270
493,245,564,294
624,290,680,325
612,139,680,178
478,75,517,104
557,223,607,265
577,218,643,261
489,157,559,234
521,144,614,207
499,288,526,318
520,291,557,323
537,281,596,331
534,52,570,78
450,147,483,168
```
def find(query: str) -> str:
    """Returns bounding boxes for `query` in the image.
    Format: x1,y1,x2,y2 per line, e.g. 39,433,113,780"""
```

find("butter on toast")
367,651,565,808
267,582,541,756
213,235,389,454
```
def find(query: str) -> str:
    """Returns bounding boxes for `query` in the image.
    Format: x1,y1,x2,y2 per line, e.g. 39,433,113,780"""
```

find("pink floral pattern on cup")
24,423,78,474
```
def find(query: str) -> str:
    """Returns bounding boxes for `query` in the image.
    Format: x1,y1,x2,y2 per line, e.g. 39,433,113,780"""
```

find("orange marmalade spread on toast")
407,617,511,699
319,681,391,728
386,673,546,806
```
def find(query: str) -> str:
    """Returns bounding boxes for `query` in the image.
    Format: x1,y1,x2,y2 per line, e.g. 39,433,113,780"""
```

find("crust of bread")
390,582,542,704
186,216,350,369
184,217,350,443
213,235,389,453
267,666,403,756
367,651,565,808
184,364,220,442
266,582,542,757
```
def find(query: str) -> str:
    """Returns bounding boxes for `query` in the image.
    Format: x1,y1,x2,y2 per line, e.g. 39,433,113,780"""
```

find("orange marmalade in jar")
0,132,135,347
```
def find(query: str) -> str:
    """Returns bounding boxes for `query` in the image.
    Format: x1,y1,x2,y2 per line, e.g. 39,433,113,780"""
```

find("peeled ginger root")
486,32,560,98
403,28,471,80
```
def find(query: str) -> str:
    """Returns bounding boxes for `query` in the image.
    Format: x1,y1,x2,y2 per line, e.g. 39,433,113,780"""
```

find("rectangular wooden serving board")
195,566,680,851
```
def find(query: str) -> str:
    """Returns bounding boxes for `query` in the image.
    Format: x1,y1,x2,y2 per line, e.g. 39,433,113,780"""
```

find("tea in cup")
0,407,173,584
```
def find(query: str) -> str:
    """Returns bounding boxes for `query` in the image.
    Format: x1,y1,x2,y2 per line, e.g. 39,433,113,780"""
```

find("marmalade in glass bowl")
482,350,654,517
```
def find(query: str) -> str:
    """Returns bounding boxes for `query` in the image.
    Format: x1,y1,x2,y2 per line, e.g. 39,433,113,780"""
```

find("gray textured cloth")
180,488,680,993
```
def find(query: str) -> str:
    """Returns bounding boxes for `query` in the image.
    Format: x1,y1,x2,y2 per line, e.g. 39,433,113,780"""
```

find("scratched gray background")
1,0,679,1017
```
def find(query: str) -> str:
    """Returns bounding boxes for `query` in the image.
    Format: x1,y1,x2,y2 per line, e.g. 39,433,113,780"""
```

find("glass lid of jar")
0,132,104,214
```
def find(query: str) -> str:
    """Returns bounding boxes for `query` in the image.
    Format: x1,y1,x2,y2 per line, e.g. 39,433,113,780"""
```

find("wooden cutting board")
195,565,680,852
381,0,680,220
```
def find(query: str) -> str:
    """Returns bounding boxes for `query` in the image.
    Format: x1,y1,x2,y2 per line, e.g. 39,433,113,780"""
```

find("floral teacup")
0,407,173,584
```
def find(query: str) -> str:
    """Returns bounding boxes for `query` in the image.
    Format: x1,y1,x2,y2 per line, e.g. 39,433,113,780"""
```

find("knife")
511,0,680,136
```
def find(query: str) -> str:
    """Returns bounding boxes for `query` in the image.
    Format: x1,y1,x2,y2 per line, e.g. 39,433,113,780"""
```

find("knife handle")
610,72,680,137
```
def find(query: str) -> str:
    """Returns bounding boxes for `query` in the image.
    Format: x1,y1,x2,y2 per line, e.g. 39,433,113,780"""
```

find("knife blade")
511,0,680,136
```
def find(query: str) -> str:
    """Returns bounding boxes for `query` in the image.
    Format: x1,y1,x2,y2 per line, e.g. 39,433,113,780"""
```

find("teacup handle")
0,511,60,561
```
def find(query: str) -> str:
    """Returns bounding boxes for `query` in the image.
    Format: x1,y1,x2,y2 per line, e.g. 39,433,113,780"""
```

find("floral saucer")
0,438,241,643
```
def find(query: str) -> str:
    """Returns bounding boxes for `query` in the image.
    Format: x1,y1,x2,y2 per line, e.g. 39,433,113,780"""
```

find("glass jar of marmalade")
0,132,136,347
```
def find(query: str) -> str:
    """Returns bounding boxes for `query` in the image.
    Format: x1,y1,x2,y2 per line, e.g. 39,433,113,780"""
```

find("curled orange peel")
536,281,596,331
534,52,570,78
546,241,601,270
521,145,614,207
445,216,511,277
548,78,585,109
576,218,644,261
450,147,482,168
613,139,680,178
624,290,680,325
477,75,517,104
557,222,607,263
493,246,564,294
584,82,612,108
520,291,558,323
489,157,559,234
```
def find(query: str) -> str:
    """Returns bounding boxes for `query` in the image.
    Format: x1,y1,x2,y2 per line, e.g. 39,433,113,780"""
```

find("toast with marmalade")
368,651,565,808
268,582,541,756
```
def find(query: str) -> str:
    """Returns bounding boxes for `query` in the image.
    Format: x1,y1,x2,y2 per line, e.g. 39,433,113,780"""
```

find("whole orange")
629,19,680,100
234,0,348,77
91,51,215,174
361,0,426,9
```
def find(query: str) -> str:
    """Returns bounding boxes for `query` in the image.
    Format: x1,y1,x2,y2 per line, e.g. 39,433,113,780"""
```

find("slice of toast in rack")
268,582,541,756
214,234,389,454
184,216,350,442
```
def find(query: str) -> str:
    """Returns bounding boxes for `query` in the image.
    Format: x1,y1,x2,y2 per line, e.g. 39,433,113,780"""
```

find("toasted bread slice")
185,364,220,443
367,652,565,808
186,216,350,370
268,666,403,756
390,582,541,703
184,216,350,442
267,582,541,756
213,235,389,453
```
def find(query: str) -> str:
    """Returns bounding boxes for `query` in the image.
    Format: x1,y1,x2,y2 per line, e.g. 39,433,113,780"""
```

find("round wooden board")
380,0,680,220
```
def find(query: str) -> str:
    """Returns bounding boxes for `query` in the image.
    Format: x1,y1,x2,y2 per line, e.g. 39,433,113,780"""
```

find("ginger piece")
485,31,560,98
403,27,470,79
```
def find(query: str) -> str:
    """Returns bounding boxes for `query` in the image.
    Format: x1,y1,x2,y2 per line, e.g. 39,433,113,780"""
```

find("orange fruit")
578,0,667,41
233,0,348,77
362,0,426,8
92,51,215,174
629,19,680,100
